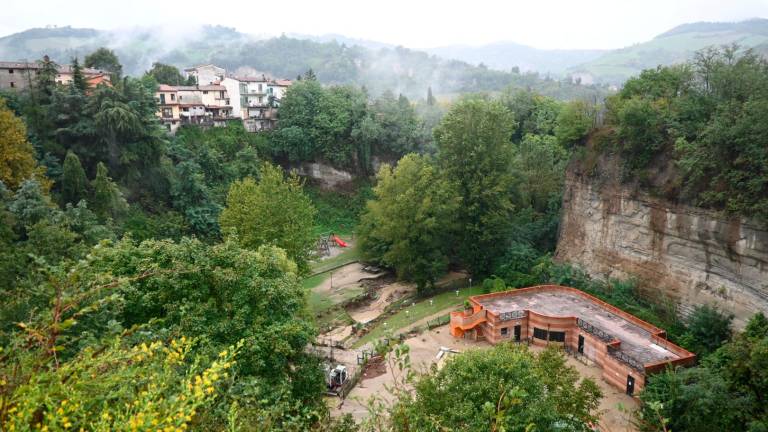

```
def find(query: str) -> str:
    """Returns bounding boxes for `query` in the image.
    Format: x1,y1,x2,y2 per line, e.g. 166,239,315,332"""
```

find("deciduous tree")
388,344,602,431
0,98,42,190
359,154,460,292
219,163,316,273
434,99,517,276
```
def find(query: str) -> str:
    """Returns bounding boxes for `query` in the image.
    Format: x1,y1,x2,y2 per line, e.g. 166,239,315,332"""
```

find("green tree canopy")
145,62,186,85
60,150,89,205
388,344,602,431
219,163,317,273
359,154,460,292
434,98,517,276
84,47,123,81
90,162,127,220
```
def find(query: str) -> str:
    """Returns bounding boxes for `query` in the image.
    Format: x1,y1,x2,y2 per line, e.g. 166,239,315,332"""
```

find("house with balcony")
221,74,292,132
156,84,181,133
450,285,696,395
155,83,233,133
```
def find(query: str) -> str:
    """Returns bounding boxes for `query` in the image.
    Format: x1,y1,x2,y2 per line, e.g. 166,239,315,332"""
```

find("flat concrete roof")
477,289,681,364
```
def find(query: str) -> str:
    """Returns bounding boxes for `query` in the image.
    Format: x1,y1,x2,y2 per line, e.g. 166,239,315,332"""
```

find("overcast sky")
3,0,768,49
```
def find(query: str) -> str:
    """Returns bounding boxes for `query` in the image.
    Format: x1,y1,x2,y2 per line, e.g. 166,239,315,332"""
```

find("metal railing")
576,318,615,342
498,310,526,321
608,346,645,371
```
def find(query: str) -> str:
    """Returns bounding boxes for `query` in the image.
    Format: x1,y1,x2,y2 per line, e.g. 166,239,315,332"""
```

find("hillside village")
157,64,293,133
0,60,292,133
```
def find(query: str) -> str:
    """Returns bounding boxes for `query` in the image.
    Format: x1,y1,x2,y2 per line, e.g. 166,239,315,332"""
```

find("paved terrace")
477,289,681,364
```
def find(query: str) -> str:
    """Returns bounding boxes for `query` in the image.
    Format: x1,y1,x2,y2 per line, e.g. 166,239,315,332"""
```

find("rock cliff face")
293,162,354,189
557,171,768,328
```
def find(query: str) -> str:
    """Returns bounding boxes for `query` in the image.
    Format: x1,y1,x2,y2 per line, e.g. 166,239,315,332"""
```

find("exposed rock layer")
557,171,768,328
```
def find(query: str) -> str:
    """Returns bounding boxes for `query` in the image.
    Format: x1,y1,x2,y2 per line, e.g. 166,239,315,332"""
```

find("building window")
533,328,548,340
8,69,13,74
500,327,508,336
203,91,208,95
549,331,566,342
171,94,175,101
9,82,14,88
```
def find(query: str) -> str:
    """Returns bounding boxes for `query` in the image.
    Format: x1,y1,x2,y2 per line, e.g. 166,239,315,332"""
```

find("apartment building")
155,84,233,133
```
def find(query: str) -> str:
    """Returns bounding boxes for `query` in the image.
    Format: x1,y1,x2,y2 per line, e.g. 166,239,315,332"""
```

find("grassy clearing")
304,246,364,316
353,286,477,348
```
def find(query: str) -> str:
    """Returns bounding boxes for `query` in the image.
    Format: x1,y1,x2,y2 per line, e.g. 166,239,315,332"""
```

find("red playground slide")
332,235,348,248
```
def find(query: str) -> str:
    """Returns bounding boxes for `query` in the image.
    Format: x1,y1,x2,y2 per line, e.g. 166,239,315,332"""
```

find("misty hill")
570,18,768,84
425,42,605,76
0,25,607,100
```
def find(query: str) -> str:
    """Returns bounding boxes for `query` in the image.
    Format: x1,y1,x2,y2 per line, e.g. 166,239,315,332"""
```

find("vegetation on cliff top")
578,46,768,222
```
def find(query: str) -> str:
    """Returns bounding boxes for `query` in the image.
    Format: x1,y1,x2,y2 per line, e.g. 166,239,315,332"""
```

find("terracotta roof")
272,79,292,86
157,84,177,91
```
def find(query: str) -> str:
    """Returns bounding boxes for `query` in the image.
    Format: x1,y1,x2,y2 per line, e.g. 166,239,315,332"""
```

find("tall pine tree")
90,162,126,220
60,151,89,205
70,57,87,93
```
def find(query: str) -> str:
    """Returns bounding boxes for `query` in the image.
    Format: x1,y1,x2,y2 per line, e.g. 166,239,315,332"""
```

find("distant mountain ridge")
569,18,768,84
7,18,761,95
424,42,606,76
0,25,606,101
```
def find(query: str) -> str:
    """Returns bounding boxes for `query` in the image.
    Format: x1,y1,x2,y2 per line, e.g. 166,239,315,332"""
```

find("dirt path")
334,326,638,431
347,282,416,324
313,263,370,296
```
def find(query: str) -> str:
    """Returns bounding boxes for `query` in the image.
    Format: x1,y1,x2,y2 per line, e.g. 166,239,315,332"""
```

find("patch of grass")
353,286,477,348
315,306,355,331
302,272,330,291
310,244,361,274
307,282,364,314
307,183,372,236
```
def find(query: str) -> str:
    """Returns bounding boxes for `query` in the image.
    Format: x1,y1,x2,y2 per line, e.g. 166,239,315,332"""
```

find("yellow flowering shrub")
1,338,240,431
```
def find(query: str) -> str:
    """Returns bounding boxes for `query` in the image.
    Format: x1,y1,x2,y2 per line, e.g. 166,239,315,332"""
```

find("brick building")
450,285,695,395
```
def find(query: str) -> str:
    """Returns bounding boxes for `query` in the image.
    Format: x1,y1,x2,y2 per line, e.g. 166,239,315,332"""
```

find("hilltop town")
1,60,292,133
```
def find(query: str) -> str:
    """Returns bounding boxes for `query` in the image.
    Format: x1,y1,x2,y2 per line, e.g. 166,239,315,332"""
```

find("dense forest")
2,44,768,432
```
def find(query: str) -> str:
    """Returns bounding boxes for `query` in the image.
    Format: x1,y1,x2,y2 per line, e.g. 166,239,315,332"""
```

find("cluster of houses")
0,59,110,91
0,60,291,134
156,64,292,133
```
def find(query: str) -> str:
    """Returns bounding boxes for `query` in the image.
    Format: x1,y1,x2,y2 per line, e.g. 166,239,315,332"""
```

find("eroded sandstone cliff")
557,170,768,328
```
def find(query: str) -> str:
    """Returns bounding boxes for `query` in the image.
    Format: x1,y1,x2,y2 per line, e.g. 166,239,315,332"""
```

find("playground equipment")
332,234,348,247
316,233,348,256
